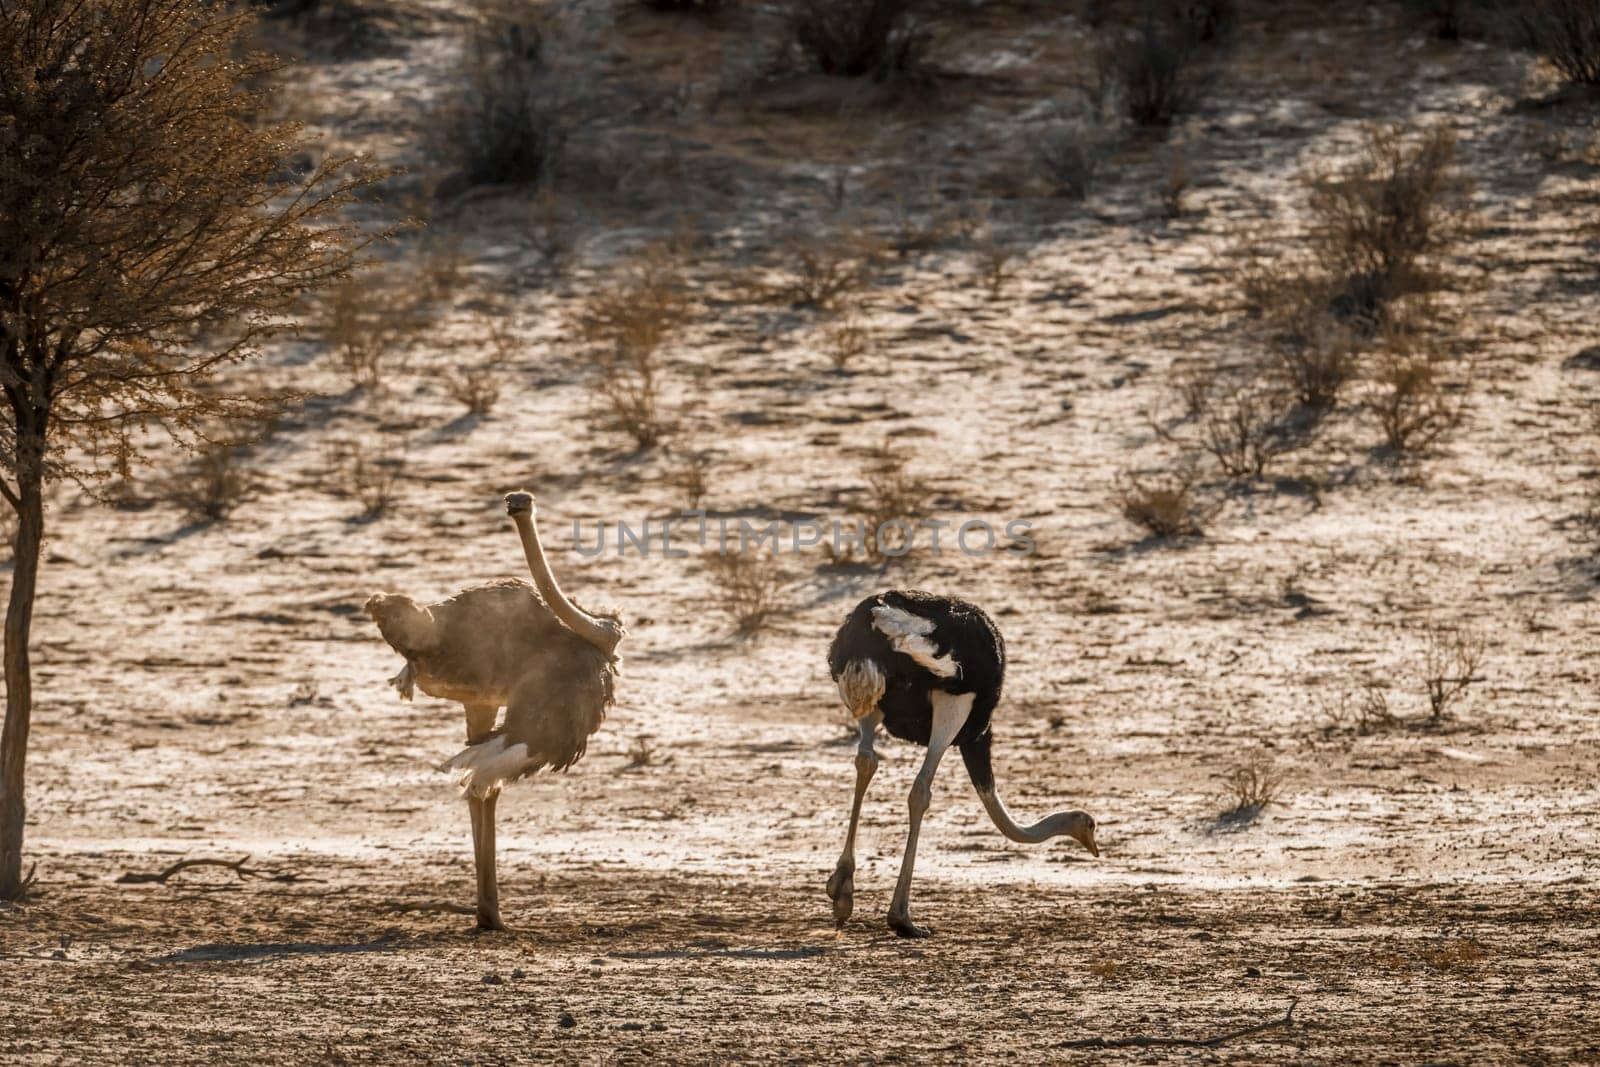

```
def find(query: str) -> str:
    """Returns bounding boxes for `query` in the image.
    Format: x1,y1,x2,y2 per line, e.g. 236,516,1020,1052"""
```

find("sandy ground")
4,1,1600,1062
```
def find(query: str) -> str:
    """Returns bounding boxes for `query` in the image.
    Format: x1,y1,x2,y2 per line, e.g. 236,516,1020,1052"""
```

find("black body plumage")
827,589,1006,792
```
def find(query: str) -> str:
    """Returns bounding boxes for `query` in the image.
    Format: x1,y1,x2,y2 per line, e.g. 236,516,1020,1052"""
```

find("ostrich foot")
825,864,854,926
887,907,932,939
476,908,507,933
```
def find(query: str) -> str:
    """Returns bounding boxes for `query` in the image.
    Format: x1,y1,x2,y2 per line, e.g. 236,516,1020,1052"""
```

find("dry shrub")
790,0,928,81
971,231,1018,300
668,447,714,509
707,552,789,635
1117,465,1210,539
638,0,729,10
318,271,427,390
770,228,883,310
1320,683,1400,737
1517,0,1600,85
577,251,691,449
436,1,573,187
821,308,872,370
1420,938,1487,972
327,439,406,518
1163,141,1192,218
1222,759,1283,817
1107,12,1208,126
1198,381,1298,479
1036,121,1115,200
1270,316,1359,413
1420,625,1485,722
622,734,662,769
1304,124,1473,326
444,313,517,416
163,440,254,523
1371,329,1467,454
858,441,931,560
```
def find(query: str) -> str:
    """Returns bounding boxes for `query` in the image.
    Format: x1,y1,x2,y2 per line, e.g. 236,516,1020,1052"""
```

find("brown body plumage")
367,579,616,774
364,492,624,930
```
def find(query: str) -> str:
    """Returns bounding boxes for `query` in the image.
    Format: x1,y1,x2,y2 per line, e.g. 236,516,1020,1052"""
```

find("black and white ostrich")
826,589,1099,937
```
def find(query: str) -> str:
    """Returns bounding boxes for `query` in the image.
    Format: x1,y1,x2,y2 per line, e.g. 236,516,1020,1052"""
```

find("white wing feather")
870,604,960,679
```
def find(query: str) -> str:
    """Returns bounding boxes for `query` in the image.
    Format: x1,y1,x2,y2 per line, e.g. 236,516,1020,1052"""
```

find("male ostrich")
826,589,1098,937
364,491,622,930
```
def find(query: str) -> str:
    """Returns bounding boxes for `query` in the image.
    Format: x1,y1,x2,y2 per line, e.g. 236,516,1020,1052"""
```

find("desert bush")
856,442,931,560
1198,381,1298,479
1117,465,1210,539
707,551,789,635
1162,141,1192,217
578,252,691,449
443,313,516,415
163,440,254,523
438,3,568,187
790,0,927,80
770,228,882,310
327,439,406,518
1516,0,1600,85
1370,330,1466,454
1036,120,1115,200
821,308,871,370
667,447,714,509
971,232,1018,300
1420,625,1485,722
1319,682,1400,737
1108,12,1207,126
1304,124,1473,325
318,271,426,390
1221,758,1282,817
1270,317,1359,413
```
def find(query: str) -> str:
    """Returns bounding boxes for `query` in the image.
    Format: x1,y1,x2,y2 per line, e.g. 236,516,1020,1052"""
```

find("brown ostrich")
364,491,622,930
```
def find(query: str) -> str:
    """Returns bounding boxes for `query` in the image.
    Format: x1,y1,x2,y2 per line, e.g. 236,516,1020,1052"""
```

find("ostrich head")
364,593,438,653
1038,810,1098,856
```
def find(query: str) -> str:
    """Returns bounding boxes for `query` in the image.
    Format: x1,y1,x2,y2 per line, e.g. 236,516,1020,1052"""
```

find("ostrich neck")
511,512,620,656
976,788,1062,845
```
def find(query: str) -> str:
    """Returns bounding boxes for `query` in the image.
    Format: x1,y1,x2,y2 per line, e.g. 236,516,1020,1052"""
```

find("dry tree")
0,0,383,900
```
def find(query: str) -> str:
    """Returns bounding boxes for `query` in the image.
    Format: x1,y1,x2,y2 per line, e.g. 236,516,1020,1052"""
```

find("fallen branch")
117,855,301,885
1063,999,1298,1050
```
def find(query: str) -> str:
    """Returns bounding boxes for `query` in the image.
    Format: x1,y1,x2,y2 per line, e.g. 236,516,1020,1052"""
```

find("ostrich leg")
887,692,973,938
826,710,882,926
463,704,505,932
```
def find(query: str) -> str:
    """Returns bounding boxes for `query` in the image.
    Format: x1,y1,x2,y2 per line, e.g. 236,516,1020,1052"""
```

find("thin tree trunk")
0,472,43,901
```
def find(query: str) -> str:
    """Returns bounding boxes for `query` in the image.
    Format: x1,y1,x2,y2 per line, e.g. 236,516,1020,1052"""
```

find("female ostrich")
826,589,1098,937
365,491,622,930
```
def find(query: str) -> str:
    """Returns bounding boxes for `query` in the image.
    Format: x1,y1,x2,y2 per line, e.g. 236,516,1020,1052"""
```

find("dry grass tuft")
1197,381,1299,480
856,441,932,561
1107,11,1209,126
769,227,883,310
821,307,872,370
1419,938,1487,972
317,272,426,391
1117,465,1211,539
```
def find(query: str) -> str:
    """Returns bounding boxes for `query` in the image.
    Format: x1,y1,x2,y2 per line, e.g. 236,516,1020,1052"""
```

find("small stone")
1245,966,1261,978
510,969,525,979
482,974,502,985
558,1012,576,1029
619,1023,645,1032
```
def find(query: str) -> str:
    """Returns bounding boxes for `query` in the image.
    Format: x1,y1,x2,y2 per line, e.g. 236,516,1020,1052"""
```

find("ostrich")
826,589,1098,937
364,491,622,930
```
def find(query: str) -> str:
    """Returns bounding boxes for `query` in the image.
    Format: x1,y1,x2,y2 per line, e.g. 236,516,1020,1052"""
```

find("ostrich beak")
1080,826,1100,858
